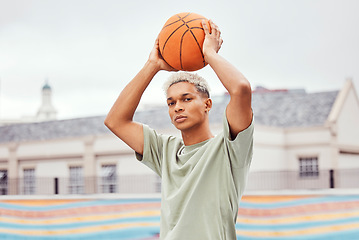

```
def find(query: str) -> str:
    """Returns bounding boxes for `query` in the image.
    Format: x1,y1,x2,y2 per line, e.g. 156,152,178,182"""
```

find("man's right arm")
104,38,175,155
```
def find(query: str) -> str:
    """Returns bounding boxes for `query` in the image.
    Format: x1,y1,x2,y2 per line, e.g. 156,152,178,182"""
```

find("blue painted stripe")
0,226,160,239
235,216,359,231
240,195,359,209
0,216,160,230
237,228,359,240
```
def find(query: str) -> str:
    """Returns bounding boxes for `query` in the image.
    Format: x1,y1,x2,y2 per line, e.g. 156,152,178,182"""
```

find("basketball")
158,12,211,71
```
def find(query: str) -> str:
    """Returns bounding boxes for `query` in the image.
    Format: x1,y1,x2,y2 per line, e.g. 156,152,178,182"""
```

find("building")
0,80,358,195
247,79,359,190
36,81,57,121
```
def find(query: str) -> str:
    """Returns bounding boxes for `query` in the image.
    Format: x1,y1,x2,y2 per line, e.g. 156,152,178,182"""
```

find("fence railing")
246,168,359,191
1,169,358,195
1,175,161,196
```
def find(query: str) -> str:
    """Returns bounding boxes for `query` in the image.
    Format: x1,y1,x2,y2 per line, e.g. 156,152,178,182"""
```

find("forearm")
105,61,159,128
205,51,251,96
206,51,252,136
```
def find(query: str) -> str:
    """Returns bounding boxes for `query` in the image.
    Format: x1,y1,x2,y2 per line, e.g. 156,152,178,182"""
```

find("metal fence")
1,175,161,196
246,168,359,191
1,169,358,196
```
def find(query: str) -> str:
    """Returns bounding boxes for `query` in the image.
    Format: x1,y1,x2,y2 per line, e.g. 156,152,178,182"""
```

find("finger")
154,37,161,50
211,21,221,37
208,20,215,34
219,38,223,50
202,20,210,35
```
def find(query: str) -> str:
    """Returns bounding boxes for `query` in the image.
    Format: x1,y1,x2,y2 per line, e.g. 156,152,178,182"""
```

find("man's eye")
184,98,192,102
168,102,174,106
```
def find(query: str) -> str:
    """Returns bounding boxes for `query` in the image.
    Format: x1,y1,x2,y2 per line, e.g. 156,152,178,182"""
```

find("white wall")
285,127,331,146
94,134,132,154
17,139,84,159
338,153,359,169
250,126,286,171
0,146,8,159
336,88,359,147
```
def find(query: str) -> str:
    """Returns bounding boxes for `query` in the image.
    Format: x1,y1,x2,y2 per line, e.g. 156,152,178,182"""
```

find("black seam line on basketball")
188,28,206,66
186,18,206,24
162,13,186,29
180,29,190,70
162,23,186,53
179,16,188,29
179,16,191,70
180,13,191,21
163,15,201,30
189,27,206,66
162,19,183,29
190,27,204,30
179,13,195,32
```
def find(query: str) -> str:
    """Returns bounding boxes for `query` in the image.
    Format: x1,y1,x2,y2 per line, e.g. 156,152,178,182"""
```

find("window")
299,157,319,177
69,166,84,194
23,169,36,194
0,170,7,195
101,164,117,193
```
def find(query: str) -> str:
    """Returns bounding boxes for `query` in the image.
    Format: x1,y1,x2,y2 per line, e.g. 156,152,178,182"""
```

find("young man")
105,20,253,240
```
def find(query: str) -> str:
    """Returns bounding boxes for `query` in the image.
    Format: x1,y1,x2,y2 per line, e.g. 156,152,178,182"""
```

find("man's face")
166,82,210,131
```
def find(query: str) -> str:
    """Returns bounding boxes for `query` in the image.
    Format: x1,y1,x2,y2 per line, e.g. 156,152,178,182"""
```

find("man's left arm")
202,20,253,139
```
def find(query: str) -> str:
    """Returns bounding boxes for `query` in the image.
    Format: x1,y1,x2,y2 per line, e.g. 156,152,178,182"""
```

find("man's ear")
204,98,212,113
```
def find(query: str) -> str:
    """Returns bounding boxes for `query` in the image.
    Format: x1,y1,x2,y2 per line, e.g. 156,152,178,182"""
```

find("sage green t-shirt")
136,113,254,240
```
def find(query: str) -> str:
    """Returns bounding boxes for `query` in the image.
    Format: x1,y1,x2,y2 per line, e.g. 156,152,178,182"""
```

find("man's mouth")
174,115,187,123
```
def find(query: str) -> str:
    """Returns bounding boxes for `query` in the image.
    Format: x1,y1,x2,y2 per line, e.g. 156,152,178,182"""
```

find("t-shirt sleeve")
223,112,254,169
135,124,165,177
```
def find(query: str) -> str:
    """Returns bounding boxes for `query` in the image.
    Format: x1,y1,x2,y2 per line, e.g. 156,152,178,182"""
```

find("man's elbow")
230,80,252,97
104,114,131,134
104,115,116,131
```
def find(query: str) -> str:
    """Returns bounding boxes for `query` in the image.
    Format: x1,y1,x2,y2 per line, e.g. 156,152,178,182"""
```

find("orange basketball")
158,12,211,71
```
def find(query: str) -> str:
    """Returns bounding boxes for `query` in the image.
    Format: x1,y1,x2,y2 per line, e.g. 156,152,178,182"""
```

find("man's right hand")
148,37,178,72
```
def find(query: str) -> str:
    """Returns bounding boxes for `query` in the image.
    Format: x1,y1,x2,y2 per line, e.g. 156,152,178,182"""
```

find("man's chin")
172,122,188,131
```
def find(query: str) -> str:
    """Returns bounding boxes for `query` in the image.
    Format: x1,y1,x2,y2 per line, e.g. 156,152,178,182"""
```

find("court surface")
1,194,359,239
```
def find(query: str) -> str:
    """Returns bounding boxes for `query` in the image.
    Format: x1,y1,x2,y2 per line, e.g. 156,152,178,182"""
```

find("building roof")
252,90,339,128
0,90,339,144
42,83,51,90
42,80,52,90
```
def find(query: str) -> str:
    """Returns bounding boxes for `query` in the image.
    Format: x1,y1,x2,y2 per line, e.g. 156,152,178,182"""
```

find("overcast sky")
0,0,358,120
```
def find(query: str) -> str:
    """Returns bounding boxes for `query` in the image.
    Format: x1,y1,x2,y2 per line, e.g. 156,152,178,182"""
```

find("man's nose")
174,102,184,112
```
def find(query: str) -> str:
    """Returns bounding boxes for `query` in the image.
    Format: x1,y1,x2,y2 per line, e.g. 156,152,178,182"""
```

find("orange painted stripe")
0,199,84,206
242,195,314,203
237,209,359,224
238,201,359,217
0,202,161,218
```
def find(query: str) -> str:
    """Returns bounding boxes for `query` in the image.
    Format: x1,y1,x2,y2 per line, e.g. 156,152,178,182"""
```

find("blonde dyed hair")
163,72,211,98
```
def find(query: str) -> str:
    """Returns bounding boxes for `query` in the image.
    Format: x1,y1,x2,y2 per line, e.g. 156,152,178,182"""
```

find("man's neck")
181,124,214,146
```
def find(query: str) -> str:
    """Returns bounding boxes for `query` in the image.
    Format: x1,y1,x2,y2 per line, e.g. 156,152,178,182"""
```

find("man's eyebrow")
167,93,193,101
